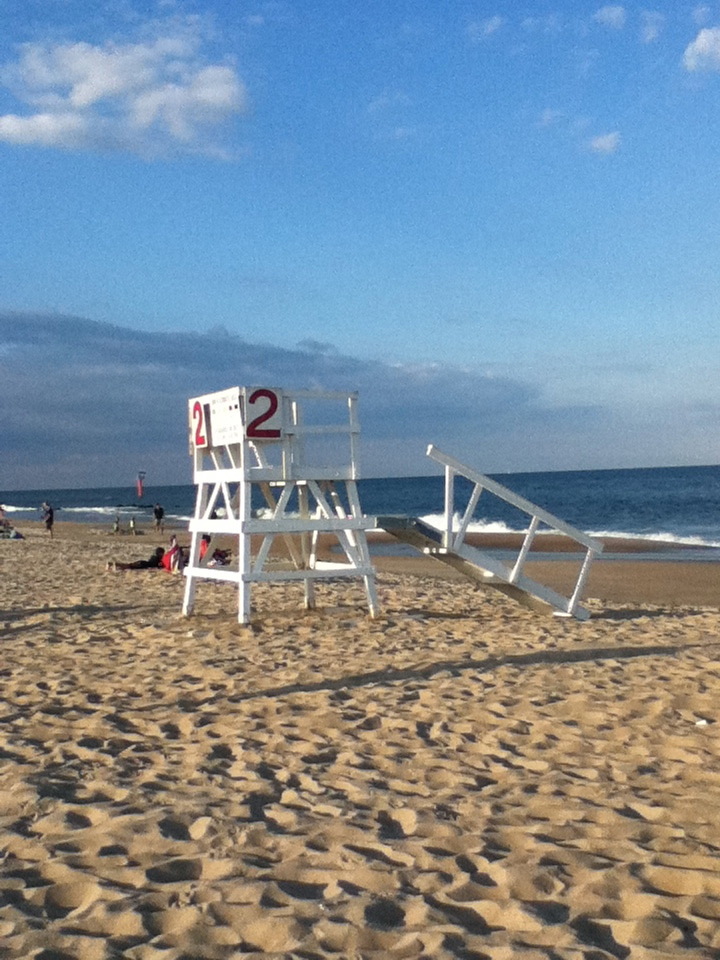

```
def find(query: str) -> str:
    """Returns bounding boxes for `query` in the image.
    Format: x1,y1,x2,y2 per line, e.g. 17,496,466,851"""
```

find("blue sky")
2,1,720,487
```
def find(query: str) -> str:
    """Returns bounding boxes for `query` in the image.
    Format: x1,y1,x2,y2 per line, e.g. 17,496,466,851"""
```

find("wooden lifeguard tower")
182,387,379,624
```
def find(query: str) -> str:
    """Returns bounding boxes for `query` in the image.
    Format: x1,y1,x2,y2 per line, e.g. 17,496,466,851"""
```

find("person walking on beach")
153,503,165,533
41,502,54,538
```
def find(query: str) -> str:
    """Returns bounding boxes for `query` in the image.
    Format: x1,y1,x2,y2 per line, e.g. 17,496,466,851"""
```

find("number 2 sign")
245,387,283,440
191,399,210,448
189,387,284,451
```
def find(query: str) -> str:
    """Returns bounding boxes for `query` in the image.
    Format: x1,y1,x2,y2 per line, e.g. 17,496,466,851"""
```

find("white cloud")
0,23,247,156
367,91,411,114
588,131,621,153
366,91,415,142
537,108,563,127
683,27,720,71
692,6,712,26
640,11,664,44
467,16,504,41
593,6,627,29
0,111,89,147
388,126,416,141
520,15,563,34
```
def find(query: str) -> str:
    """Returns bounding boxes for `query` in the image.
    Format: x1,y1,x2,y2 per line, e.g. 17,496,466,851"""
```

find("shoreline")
7,519,720,609
13,518,718,553
372,529,719,555
8,515,720,553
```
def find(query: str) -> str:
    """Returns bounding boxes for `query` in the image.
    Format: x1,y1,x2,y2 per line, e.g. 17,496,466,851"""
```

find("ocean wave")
417,514,521,535
418,515,720,548
0,503,192,523
60,505,142,515
587,529,720,548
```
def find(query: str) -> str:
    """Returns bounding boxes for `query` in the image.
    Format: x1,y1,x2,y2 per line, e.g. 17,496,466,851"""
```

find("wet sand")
2,521,720,958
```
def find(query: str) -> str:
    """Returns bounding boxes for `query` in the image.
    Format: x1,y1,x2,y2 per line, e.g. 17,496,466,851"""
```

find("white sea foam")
418,513,520,535
588,529,720,548
60,506,132,515
418,514,720,548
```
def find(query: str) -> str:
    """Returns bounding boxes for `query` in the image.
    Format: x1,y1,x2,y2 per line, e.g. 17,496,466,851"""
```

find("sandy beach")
2,522,720,958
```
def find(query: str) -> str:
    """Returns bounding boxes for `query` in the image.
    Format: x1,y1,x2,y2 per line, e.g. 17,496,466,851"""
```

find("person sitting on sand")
198,534,231,566
107,547,165,571
1,526,24,539
160,535,184,572
0,505,23,540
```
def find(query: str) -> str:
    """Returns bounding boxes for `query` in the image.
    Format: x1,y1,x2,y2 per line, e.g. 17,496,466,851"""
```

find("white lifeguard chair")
182,387,379,624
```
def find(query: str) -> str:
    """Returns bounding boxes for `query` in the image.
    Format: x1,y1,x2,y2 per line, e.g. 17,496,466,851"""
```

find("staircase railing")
427,445,603,618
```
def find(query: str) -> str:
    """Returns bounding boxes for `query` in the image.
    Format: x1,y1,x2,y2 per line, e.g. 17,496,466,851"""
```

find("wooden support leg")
182,574,196,617
567,548,597,617
237,479,252,624
298,484,316,610
364,574,380,618
183,481,210,617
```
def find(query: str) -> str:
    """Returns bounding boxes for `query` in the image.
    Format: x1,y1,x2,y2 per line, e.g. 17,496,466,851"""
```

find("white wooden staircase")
378,446,603,621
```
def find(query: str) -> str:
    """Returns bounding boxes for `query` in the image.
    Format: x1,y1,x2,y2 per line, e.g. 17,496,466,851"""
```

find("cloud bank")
0,311,620,489
0,22,246,156
0,311,606,489
3,312,718,489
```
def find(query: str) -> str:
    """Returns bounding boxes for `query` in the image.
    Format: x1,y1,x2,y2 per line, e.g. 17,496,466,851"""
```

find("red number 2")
192,400,208,447
247,388,281,439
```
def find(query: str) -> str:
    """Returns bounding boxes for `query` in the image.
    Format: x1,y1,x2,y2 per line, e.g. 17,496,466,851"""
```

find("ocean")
3,464,720,558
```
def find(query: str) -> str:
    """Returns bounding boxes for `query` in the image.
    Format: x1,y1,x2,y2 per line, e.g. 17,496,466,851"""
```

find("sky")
2,1,720,488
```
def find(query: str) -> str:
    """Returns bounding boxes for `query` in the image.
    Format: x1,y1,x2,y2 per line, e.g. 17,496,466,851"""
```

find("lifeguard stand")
182,387,379,624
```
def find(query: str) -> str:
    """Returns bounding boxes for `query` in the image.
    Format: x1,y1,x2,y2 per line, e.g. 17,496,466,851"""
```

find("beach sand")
2,522,720,958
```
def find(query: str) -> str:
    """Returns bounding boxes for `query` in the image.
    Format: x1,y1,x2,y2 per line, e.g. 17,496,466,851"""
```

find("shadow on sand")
223,640,719,704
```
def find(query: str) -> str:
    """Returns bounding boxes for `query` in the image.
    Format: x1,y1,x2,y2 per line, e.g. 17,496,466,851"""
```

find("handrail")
426,445,603,619
427,445,602,552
